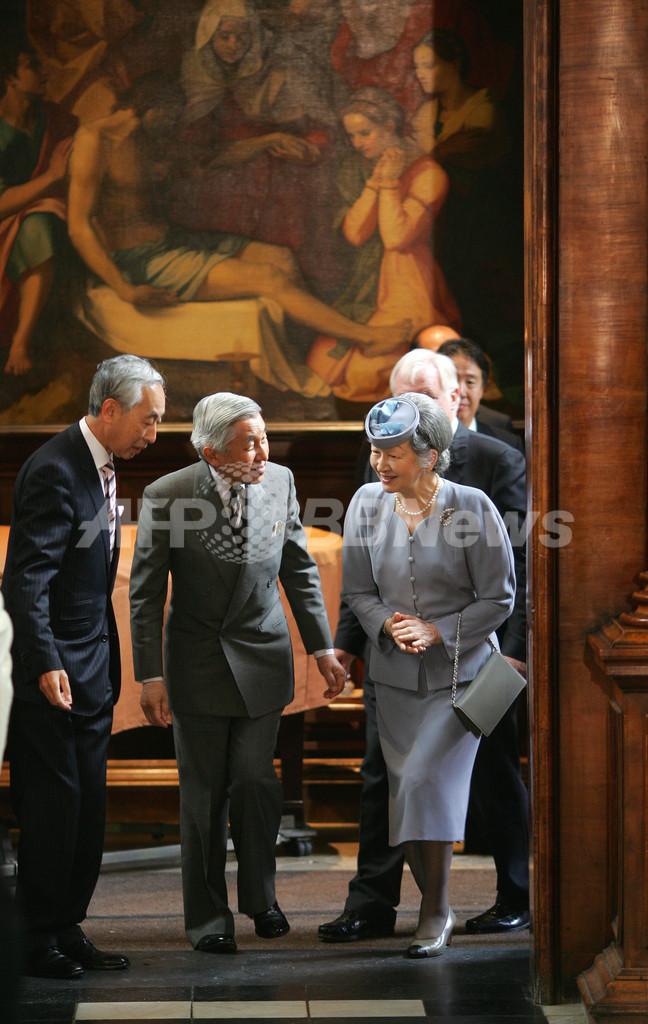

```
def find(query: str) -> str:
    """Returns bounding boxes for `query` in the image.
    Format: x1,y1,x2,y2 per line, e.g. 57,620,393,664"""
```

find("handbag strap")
451,612,497,707
451,613,462,707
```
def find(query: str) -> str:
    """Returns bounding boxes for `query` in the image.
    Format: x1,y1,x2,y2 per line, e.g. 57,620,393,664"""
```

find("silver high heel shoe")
407,908,456,958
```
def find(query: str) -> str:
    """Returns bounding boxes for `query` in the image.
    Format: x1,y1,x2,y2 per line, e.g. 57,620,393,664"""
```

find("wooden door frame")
524,0,558,1003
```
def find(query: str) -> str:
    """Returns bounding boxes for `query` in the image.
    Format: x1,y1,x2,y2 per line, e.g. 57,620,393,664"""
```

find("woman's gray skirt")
375,663,480,845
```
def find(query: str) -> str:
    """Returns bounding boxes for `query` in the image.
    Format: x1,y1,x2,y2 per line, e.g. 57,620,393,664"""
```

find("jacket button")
101,634,108,642
267,580,272,587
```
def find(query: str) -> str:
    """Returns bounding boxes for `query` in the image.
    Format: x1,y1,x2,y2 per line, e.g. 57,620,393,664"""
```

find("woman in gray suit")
341,393,515,958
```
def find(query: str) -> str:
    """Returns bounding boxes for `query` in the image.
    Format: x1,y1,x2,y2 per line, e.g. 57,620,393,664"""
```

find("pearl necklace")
394,475,442,517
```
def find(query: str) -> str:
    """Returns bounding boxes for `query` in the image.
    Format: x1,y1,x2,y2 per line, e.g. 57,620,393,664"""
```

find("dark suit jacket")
337,421,527,663
476,406,524,452
129,459,333,719
1,423,121,715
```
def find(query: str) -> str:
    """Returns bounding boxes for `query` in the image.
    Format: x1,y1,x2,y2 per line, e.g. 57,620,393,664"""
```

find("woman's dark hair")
415,30,472,82
0,35,36,99
341,86,405,137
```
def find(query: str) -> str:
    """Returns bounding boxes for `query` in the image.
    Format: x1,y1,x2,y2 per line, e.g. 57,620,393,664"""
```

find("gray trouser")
173,708,283,945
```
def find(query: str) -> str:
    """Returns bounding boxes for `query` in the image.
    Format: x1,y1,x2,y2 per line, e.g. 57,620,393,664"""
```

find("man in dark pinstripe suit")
1,354,165,979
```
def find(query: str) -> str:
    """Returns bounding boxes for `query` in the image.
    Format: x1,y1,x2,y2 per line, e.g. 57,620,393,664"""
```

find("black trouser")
9,696,113,951
344,678,529,922
0,875,22,1024
466,701,529,907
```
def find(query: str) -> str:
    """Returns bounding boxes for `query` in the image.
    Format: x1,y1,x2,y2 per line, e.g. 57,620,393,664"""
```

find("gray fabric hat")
365,397,420,449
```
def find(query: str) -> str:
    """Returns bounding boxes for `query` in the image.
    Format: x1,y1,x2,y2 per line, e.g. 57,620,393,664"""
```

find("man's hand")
47,136,75,184
123,283,179,307
504,656,527,680
38,669,73,710
140,679,172,727
315,653,347,700
334,648,355,678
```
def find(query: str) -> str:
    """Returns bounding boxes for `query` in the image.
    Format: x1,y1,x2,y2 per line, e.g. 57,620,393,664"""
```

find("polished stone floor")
14,845,587,1024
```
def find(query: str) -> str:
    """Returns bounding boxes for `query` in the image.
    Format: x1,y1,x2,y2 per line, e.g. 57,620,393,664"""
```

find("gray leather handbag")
451,612,526,738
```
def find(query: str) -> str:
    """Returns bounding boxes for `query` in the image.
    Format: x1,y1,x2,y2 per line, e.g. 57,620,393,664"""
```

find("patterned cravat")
230,483,244,530
100,459,117,553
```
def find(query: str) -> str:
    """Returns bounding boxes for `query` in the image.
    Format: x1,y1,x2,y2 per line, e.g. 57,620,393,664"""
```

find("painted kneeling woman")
307,87,461,404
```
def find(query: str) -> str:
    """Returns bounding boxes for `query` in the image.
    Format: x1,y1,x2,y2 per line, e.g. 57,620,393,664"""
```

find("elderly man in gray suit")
130,393,346,954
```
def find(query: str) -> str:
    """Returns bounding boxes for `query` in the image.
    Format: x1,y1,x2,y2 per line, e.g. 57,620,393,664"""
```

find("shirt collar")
79,416,112,471
207,464,246,503
467,417,478,432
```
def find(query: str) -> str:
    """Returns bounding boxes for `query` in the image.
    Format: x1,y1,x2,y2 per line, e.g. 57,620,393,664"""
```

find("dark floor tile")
69,984,193,1000
17,1005,75,1022
423,1018,545,1023
195,983,308,1000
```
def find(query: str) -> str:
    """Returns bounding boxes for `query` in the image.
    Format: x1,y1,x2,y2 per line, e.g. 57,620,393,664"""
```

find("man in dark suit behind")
1,354,166,979
319,348,529,942
437,336,524,452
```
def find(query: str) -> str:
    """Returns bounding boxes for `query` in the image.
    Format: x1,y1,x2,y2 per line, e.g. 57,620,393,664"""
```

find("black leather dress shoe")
465,899,530,934
29,946,84,979
254,902,290,938
195,933,237,954
59,937,130,970
317,908,395,943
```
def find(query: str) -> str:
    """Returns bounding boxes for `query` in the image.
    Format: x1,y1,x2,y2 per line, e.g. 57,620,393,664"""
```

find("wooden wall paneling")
0,427,364,527
579,625,648,1020
555,0,648,993
524,0,558,1004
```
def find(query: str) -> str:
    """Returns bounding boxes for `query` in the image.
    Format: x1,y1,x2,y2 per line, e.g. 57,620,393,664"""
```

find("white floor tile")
541,1006,589,1023
193,1001,308,1018
309,999,426,1018
75,1001,192,1020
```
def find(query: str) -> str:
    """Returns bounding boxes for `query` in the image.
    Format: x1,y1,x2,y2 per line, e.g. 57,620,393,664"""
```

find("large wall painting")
0,0,523,426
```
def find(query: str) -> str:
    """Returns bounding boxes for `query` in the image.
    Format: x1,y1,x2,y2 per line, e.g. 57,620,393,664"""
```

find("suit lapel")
447,423,468,486
68,423,112,571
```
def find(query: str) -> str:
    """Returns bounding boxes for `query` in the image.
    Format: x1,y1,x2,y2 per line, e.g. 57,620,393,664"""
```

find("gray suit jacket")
129,460,332,718
341,481,516,692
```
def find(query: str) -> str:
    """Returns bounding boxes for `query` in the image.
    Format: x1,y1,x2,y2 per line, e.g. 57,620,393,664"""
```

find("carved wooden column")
526,0,648,1001
579,574,648,1022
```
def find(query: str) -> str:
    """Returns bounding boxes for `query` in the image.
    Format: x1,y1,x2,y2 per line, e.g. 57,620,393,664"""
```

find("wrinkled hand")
504,656,527,680
140,679,173,727
316,653,347,699
334,648,355,678
122,283,179,307
388,611,442,654
39,669,73,710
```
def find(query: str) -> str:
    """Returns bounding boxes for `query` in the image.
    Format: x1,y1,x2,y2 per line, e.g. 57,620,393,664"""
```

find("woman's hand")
372,146,407,187
390,611,442,653
265,133,321,164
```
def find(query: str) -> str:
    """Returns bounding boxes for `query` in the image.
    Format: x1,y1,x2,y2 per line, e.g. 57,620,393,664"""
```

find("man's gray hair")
389,348,458,396
88,355,165,415
400,391,453,475
191,392,262,458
